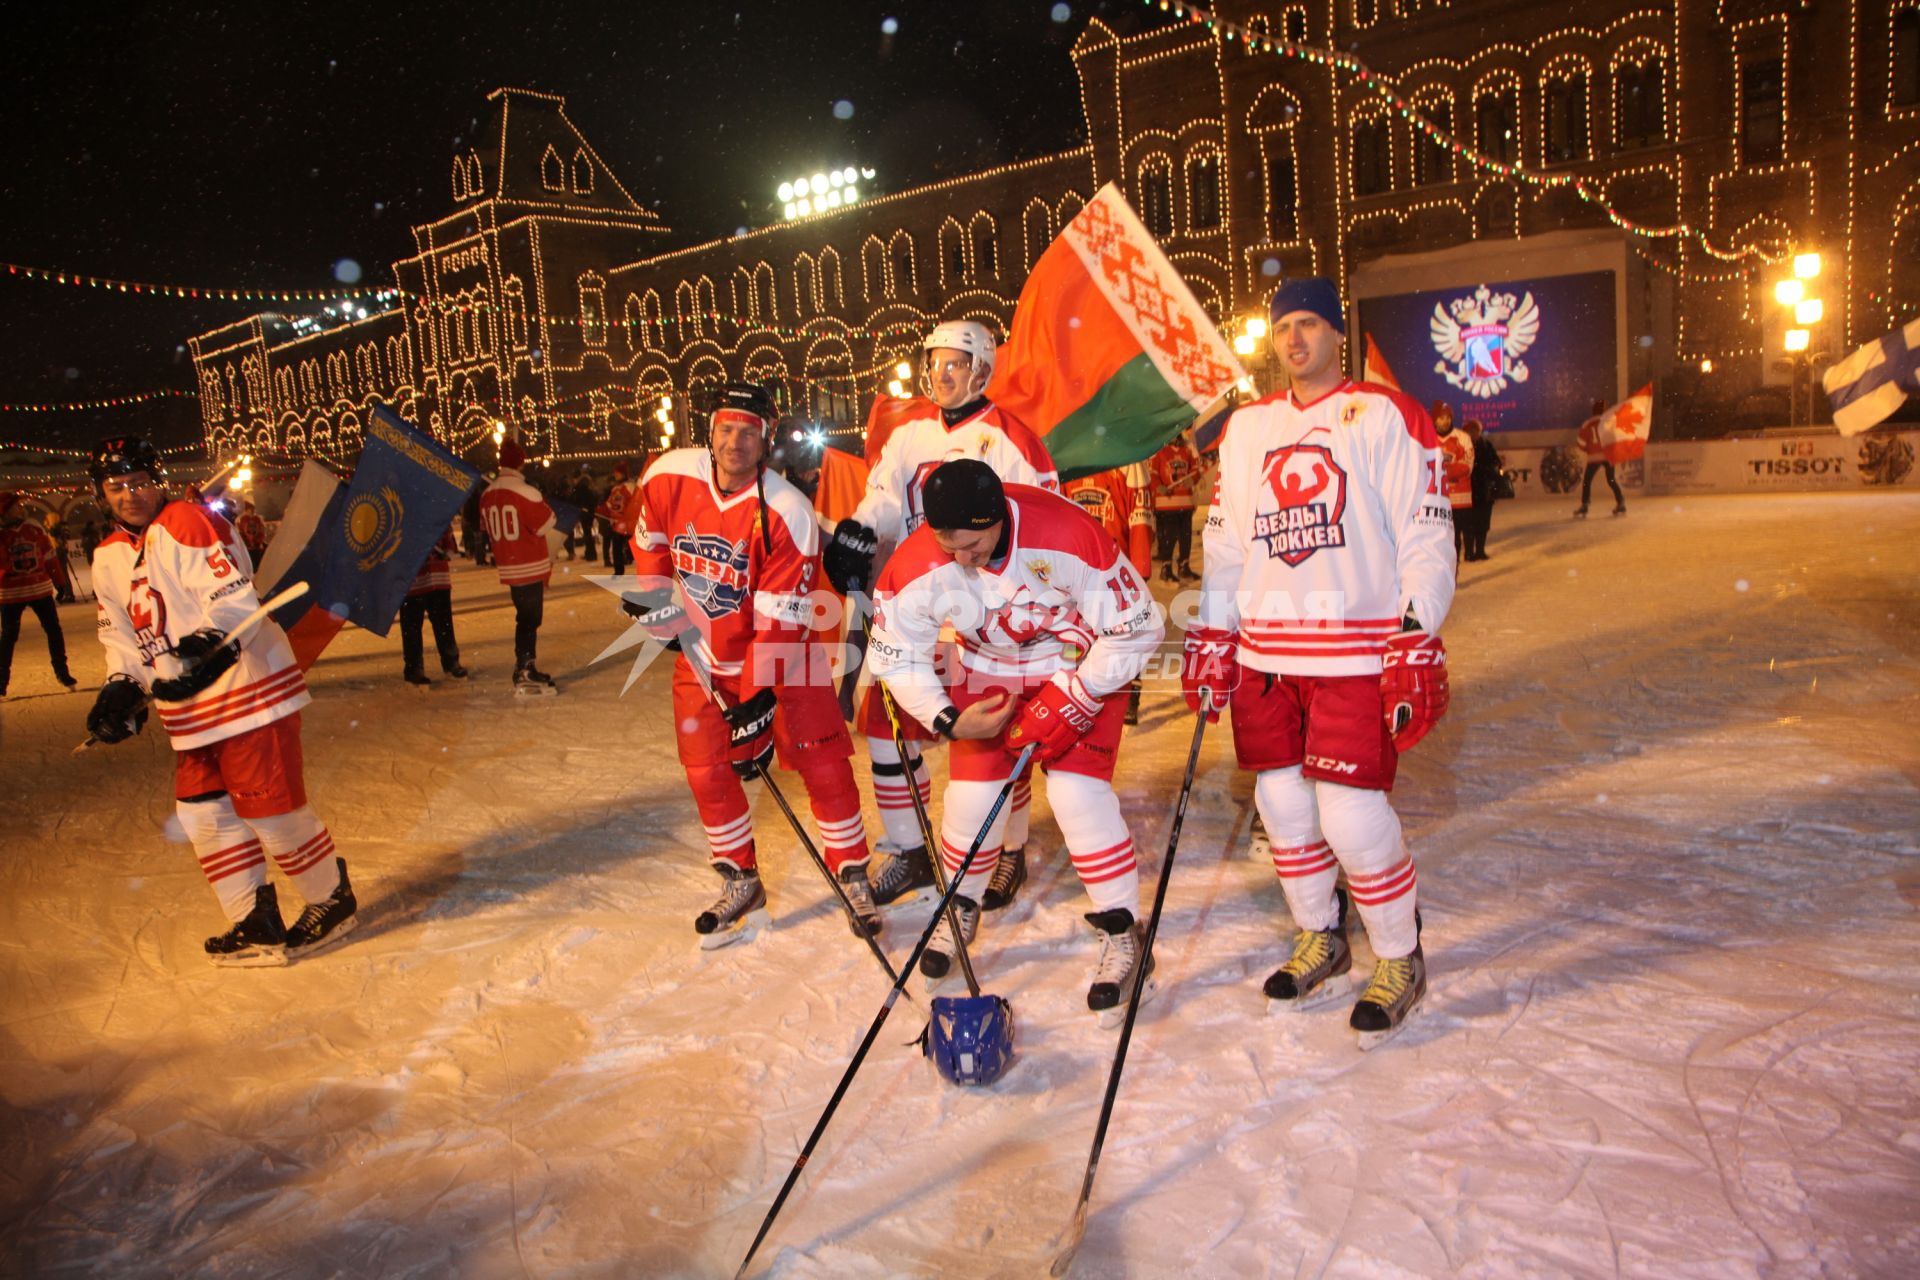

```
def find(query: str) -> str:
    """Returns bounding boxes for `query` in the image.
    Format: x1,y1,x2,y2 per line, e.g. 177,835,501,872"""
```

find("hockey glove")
722,687,777,778
86,674,149,744
1380,630,1449,751
1181,628,1237,721
1007,672,1103,764
148,628,239,702
620,584,686,649
823,519,878,596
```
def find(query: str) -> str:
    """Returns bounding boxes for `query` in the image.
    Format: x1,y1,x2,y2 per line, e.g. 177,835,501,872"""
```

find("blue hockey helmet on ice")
926,993,1015,1086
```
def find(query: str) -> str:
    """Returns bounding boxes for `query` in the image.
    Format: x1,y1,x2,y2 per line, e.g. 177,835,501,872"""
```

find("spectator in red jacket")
0,491,77,695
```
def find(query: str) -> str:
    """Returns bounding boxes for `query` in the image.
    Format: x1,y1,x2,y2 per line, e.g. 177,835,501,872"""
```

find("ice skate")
1263,919,1353,1012
1351,944,1427,1050
286,858,358,957
56,670,78,690
443,662,469,679
1572,505,1589,519
919,896,979,991
204,883,289,968
838,862,883,939
1086,907,1156,1028
869,841,937,908
694,862,770,950
980,844,1026,912
404,667,432,686
514,664,559,697
1611,504,1627,517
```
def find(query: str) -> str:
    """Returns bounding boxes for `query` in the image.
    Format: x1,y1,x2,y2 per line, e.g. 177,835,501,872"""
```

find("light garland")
2,260,400,304
1,389,195,413
0,440,202,460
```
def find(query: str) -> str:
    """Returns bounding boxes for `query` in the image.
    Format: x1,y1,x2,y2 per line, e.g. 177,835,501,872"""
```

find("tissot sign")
1356,269,1618,434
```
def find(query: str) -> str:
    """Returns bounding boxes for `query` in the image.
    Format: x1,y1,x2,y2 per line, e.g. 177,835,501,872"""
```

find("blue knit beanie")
1268,278,1346,333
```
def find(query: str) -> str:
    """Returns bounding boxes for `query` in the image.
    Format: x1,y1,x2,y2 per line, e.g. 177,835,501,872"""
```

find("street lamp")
1770,254,1827,427
1231,314,1276,394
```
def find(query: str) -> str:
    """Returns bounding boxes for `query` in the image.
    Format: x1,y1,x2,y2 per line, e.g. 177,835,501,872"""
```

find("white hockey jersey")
852,400,1058,546
869,485,1163,729
1199,379,1455,676
93,500,310,751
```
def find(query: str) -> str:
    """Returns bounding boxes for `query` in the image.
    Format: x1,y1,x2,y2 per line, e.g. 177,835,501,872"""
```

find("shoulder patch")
151,500,228,549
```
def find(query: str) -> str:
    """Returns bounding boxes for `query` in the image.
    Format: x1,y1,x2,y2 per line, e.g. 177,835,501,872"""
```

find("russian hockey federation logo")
1253,443,1348,566
670,529,751,619
1430,284,1539,399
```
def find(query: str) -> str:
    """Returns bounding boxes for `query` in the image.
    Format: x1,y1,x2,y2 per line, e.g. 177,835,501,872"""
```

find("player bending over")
869,460,1164,1024
85,436,356,967
623,384,878,946
1184,278,1455,1048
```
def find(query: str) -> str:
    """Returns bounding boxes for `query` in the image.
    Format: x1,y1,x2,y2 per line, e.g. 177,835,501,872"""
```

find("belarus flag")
986,183,1243,480
1577,385,1654,463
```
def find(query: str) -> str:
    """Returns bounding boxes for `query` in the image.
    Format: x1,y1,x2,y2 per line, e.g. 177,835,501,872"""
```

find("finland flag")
1823,318,1920,436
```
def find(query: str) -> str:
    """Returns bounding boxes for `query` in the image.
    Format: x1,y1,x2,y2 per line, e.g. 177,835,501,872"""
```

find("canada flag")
1576,385,1653,463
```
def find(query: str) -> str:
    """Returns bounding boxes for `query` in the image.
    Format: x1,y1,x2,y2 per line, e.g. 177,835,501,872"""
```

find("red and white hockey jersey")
869,485,1163,728
1438,429,1475,509
1199,380,1455,677
633,449,832,691
1151,438,1204,511
1,520,65,604
93,500,309,751
852,400,1058,546
407,528,457,597
597,478,639,537
478,468,557,586
1062,467,1151,574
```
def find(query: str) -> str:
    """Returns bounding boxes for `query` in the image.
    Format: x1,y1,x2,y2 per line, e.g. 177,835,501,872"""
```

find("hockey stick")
735,742,1038,1280
679,637,909,989
1046,702,1211,1278
73,581,311,755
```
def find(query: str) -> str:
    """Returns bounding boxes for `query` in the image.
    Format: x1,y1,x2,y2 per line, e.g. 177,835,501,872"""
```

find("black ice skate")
1350,944,1428,1050
1086,907,1156,1028
1612,504,1627,517
694,861,769,950
1263,918,1353,1013
980,845,1026,912
838,862,883,939
513,664,559,697
404,667,432,686
204,883,289,968
869,842,937,908
1573,505,1589,519
919,895,980,991
286,858,358,956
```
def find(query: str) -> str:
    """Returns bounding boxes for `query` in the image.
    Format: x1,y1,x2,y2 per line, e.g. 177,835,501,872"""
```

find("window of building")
1615,57,1667,148
1544,72,1589,163
1475,88,1518,165
1894,7,1919,107
1741,57,1785,164
1266,149,1297,239
1413,99,1452,184
1189,152,1222,229
1354,0,1378,26
1284,7,1308,42
579,274,606,347
1139,159,1174,238
1352,118,1391,196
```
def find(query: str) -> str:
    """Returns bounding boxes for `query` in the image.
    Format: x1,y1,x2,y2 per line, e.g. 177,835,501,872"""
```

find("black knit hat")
921,459,1006,531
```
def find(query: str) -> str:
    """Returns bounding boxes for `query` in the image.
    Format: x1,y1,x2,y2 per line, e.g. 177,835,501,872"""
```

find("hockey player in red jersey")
399,525,467,685
479,439,559,693
624,383,878,945
1063,463,1154,723
869,460,1165,1023
235,499,269,566
823,321,1060,915
0,491,78,695
84,437,356,966
1185,278,1454,1047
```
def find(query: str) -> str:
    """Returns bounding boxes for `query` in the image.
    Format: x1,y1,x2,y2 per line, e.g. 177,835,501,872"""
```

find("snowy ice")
3,493,1917,1276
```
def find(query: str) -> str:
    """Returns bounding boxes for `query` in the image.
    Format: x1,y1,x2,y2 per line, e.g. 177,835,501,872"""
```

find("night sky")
0,0,1146,449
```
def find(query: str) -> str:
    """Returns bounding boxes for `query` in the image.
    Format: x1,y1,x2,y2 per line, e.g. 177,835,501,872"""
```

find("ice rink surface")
3,493,1917,1278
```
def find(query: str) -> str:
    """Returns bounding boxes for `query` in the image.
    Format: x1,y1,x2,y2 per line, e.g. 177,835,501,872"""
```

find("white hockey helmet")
920,320,997,401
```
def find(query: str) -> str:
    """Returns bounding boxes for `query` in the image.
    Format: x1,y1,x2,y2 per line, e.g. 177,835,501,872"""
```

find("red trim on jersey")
158,668,307,734
1286,379,1355,412
150,499,232,549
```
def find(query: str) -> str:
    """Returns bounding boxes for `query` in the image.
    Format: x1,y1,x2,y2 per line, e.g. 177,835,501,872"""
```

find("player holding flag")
1185,278,1455,1047
624,383,878,945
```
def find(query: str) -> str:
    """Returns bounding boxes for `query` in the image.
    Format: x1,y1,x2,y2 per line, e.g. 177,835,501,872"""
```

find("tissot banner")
1356,269,1618,434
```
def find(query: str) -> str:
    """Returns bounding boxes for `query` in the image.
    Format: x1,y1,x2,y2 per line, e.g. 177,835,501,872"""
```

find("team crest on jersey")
670,531,751,619
1253,443,1349,566
1339,400,1363,426
1025,558,1052,583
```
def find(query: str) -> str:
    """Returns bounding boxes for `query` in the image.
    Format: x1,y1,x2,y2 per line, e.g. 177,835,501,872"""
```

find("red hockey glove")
1381,630,1449,751
1181,628,1236,721
722,687,777,779
1007,672,1103,764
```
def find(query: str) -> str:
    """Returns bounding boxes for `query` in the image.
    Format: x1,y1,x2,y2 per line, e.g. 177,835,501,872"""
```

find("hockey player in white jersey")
868,460,1164,1024
85,436,357,967
823,321,1060,915
1184,278,1454,1047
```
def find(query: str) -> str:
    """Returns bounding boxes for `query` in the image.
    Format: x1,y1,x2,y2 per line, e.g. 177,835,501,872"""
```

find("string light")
0,389,195,413
2,260,400,304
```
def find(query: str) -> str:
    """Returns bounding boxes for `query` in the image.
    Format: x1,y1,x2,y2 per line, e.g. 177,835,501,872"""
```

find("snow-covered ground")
3,493,1918,1279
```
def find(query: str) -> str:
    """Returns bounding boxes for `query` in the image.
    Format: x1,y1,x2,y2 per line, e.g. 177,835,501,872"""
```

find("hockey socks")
247,806,344,908
175,795,268,924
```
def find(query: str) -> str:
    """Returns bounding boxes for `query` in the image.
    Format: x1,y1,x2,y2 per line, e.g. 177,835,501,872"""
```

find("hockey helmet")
920,320,997,399
712,381,778,436
925,993,1015,1086
88,435,166,492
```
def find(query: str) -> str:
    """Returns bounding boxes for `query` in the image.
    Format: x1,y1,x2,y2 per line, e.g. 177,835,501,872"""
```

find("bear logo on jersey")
1253,442,1349,566
670,530,752,619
